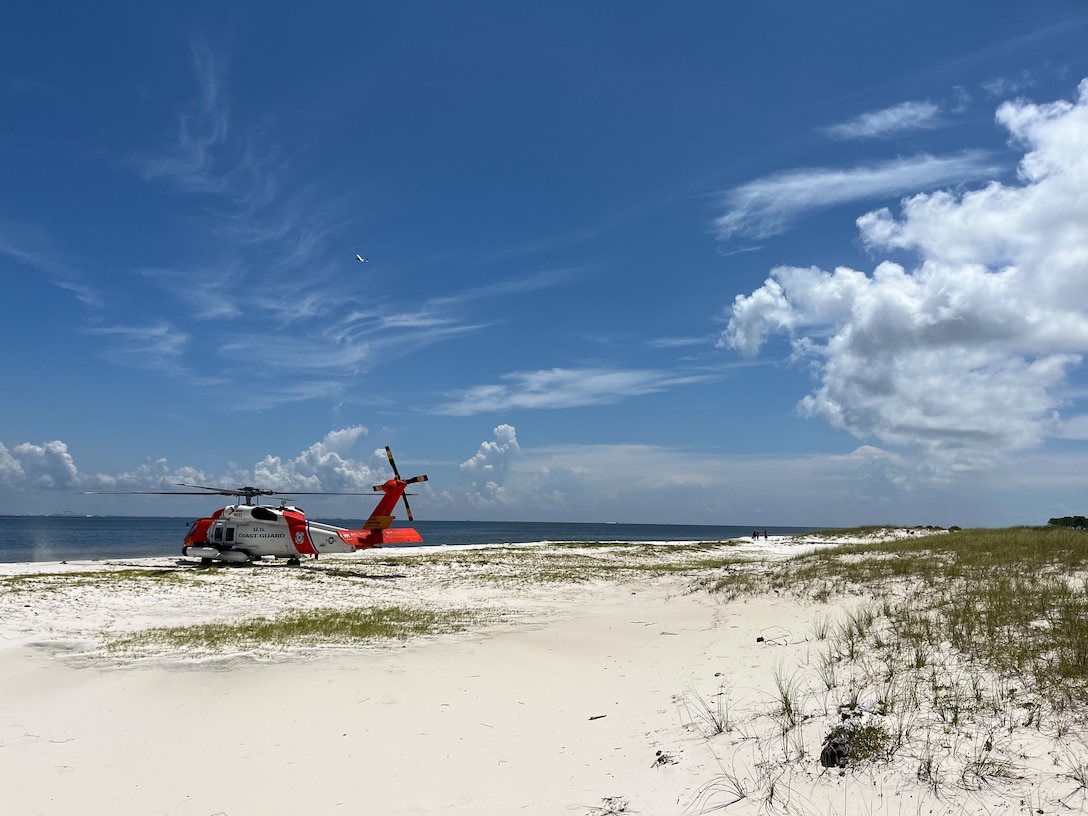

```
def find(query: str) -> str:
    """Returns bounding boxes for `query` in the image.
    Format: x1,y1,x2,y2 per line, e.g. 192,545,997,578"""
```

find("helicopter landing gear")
285,557,301,567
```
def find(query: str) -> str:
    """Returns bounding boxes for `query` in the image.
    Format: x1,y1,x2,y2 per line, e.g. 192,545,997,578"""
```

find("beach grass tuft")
676,682,734,737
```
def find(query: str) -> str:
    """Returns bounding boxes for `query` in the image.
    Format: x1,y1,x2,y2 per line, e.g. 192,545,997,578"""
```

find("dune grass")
685,526,1088,806
109,605,483,653
714,525,1088,728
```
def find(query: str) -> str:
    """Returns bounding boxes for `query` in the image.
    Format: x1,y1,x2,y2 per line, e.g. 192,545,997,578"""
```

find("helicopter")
85,447,428,566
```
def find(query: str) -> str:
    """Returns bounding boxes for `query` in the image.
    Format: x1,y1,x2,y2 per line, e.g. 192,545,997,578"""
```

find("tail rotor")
378,446,428,522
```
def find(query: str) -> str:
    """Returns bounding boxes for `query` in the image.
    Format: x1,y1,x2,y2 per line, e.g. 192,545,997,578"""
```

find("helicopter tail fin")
323,478,426,548
353,449,428,548
356,491,423,545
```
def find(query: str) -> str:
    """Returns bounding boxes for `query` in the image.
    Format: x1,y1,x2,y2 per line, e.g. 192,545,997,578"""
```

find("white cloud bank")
6,424,1088,526
0,428,387,497
722,79,1088,476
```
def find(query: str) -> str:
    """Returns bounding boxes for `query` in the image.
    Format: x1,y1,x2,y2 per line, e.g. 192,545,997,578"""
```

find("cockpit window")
252,507,278,522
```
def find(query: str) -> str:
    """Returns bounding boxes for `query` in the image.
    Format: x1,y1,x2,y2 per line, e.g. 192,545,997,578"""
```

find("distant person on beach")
763,530,768,539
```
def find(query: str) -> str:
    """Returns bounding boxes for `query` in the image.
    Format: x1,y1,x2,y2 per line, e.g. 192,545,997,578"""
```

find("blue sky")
3,2,1088,527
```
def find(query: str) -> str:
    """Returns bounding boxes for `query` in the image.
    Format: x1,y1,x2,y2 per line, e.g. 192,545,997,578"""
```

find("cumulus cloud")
0,443,24,486
722,79,1088,475
824,101,941,140
6,441,80,488
247,426,380,492
458,424,522,507
714,152,1000,240
435,367,717,416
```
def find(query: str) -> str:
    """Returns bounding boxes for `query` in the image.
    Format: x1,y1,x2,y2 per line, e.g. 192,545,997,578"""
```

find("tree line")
1048,516,1088,529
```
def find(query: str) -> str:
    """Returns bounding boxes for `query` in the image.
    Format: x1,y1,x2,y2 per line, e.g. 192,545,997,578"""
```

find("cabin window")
213,526,223,542
252,507,278,522
225,527,235,542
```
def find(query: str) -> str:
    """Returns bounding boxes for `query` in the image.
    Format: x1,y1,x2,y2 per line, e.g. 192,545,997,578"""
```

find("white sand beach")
2,530,1083,816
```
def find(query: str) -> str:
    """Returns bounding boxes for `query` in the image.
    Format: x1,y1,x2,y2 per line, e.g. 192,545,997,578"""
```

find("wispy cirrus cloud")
823,101,941,140
214,380,349,412
124,38,541,409
218,306,483,379
646,334,719,349
85,322,191,373
0,221,102,306
433,366,718,416
134,38,282,210
425,266,584,310
136,41,230,194
135,37,286,222
714,152,1001,240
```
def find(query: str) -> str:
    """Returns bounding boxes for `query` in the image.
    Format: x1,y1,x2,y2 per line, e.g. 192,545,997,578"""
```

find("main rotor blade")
265,491,376,496
174,483,378,497
84,487,377,498
401,493,414,522
81,491,229,496
175,483,275,498
176,482,249,492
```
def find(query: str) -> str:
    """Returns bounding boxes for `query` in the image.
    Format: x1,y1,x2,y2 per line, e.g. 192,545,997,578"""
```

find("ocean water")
0,516,821,564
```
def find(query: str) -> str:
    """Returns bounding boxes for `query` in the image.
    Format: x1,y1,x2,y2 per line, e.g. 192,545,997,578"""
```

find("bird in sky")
356,254,369,263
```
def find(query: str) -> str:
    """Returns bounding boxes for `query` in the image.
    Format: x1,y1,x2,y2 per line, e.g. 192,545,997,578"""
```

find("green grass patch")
109,605,483,653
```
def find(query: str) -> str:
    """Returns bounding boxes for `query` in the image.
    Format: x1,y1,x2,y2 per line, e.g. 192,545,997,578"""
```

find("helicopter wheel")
200,557,214,566
286,557,301,567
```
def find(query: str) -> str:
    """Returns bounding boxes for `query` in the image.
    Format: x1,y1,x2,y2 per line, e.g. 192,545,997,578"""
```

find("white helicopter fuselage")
183,504,358,561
